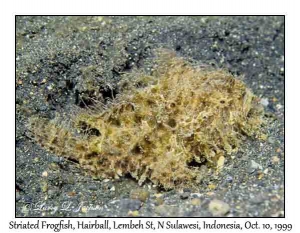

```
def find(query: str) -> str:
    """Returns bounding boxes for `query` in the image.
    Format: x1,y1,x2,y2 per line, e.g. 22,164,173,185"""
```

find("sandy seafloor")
16,16,284,217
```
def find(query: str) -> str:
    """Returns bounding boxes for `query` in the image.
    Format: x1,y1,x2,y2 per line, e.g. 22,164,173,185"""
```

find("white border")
1,0,298,232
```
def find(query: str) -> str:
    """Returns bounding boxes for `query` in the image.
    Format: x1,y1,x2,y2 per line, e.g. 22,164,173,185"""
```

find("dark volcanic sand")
16,16,284,217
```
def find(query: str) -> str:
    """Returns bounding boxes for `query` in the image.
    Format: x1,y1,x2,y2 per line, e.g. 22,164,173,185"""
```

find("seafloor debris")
29,50,265,189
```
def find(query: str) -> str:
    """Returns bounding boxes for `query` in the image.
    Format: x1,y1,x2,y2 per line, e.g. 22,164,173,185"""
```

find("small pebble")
88,185,98,191
276,148,282,153
226,176,233,183
81,206,88,213
97,16,103,22
130,189,150,202
257,172,264,180
39,105,48,112
128,210,139,217
183,188,192,192
180,192,190,200
66,175,75,184
272,156,280,164
51,156,63,163
47,188,58,198
251,193,267,204
41,181,48,193
33,157,40,163
155,197,164,206
263,168,269,174
42,171,48,177
208,199,230,216
268,137,276,144
40,78,47,84
260,98,269,107
191,193,201,198
191,198,201,206
206,192,215,196
248,160,263,173
208,183,216,190
271,195,280,202
67,191,76,197
280,67,284,74
154,193,163,198
49,162,59,170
